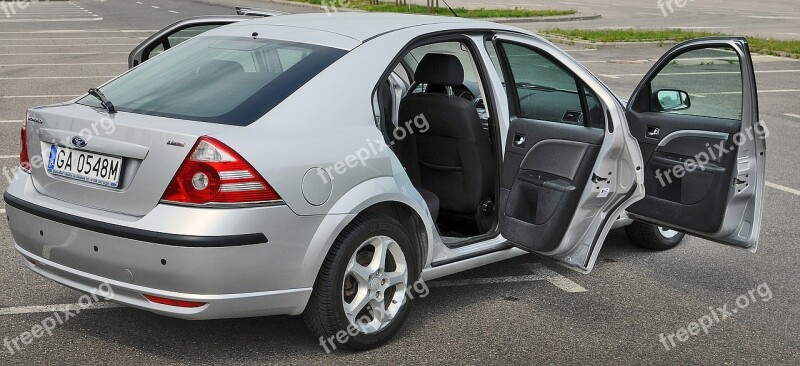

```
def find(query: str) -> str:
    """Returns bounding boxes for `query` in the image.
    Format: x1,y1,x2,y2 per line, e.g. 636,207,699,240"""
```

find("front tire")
624,220,685,250
303,213,419,351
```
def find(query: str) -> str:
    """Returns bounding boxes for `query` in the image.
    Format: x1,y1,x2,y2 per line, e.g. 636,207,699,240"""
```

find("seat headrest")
414,53,464,86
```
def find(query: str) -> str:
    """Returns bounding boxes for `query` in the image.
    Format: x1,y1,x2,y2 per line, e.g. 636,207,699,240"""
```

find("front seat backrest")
395,53,495,215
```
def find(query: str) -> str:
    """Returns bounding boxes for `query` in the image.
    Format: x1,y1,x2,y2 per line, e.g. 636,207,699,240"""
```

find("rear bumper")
3,175,334,319
16,245,311,320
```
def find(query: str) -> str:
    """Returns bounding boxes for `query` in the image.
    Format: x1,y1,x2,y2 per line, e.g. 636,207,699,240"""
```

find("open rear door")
624,37,765,251
492,34,644,273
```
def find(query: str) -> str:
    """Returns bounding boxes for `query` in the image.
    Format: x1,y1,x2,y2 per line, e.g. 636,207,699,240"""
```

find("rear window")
79,36,346,125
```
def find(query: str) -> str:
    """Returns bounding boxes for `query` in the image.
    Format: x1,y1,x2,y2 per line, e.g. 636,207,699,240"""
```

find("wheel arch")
294,177,435,313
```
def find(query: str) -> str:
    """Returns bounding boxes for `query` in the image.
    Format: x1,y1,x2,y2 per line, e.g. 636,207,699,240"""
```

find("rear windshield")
79,36,346,125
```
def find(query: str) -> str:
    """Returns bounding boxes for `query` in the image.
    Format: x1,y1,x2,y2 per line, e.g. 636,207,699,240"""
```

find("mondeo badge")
71,136,88,148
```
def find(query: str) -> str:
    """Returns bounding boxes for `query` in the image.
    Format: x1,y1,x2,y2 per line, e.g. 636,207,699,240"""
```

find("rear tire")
303,213,419,351
624,220,685,250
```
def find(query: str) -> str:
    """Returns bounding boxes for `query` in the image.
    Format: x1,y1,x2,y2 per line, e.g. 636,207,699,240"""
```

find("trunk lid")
26,103,238,217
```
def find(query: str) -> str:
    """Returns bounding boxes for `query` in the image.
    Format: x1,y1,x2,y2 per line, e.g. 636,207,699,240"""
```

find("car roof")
217,12,515,45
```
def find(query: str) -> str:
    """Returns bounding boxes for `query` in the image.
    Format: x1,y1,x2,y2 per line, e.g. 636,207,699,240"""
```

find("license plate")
47,145,123,188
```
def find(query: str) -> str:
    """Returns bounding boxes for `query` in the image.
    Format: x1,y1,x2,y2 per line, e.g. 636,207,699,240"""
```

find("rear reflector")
142,294,207,308
161,136,281,206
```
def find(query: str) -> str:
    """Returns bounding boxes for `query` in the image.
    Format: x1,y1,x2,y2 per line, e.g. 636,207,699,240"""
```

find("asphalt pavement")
0,0,798,365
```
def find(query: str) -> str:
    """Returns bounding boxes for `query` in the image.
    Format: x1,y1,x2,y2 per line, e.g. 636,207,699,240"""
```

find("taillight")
161,136,280,206
20,112,31,173
142,294,206,308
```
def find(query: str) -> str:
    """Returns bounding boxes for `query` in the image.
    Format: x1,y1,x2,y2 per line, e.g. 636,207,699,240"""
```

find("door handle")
646,126,661,138
513,134,526,148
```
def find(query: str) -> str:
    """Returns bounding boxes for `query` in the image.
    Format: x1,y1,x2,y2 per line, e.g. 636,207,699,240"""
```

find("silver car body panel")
7,13,754,320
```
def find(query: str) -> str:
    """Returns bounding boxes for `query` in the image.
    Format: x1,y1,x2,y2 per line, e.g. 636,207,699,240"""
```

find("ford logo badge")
71,136,88,148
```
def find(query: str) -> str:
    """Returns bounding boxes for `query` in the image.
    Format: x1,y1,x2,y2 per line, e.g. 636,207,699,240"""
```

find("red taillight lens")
161,136,280,206
142,294,206,308
20,113,31,173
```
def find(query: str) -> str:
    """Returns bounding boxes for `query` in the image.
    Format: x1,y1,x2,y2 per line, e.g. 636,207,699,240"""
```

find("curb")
258,0,601,23
541,34,678,49
489,14,601,23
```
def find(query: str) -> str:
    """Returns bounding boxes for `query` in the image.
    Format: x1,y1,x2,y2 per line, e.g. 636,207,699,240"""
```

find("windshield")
79,36,346,125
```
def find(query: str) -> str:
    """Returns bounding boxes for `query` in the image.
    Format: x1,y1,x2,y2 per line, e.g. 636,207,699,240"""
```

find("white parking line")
0,18,104,22
747,15,800,20
0,44,138,47
0,52,128,55
0,120,21,123
1,95,80,99
599,70,800,78
0,62,126,67
784,113,800,120
0,76,115,80
525,263,587,292
757,89,800,93
0,155,20,159
0,302,122,316
428,263,587,293
0,30,156,34
0,37,144,41
691,90,800,96
766,182,800,196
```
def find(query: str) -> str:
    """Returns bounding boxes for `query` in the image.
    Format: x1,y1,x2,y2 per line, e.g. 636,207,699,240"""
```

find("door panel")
491,34,644,273
625,38,764,250
500,119,602,252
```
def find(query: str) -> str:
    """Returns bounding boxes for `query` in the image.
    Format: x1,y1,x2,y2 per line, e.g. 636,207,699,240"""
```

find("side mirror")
655,89,691,111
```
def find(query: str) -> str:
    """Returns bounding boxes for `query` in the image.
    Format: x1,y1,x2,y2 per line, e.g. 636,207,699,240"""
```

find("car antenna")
87,87,116,114
440,0,459,17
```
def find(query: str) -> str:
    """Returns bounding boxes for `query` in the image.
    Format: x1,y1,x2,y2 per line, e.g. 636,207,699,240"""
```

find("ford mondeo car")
4,10,765,349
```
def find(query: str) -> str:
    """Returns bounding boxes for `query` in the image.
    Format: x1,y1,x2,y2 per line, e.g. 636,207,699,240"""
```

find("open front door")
492,34,644,273
128,15,249,68
624,37,765,251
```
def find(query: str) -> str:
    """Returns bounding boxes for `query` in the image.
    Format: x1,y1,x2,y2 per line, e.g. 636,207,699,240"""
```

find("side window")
500,42,603,128
649,47,742,120
484,40,505,86
392,63,411,85
167,24,221,48
276,47,310,70
142,24,225,62
212,48,258,72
